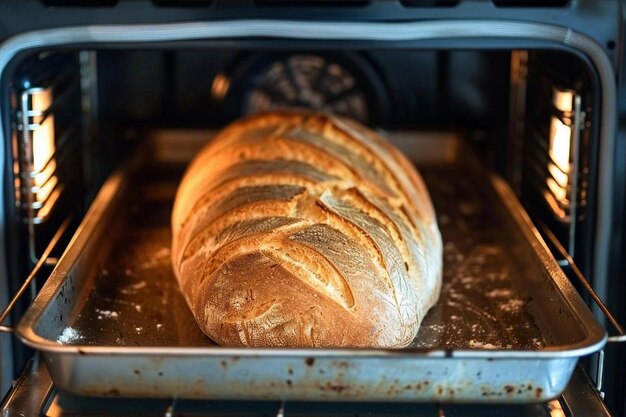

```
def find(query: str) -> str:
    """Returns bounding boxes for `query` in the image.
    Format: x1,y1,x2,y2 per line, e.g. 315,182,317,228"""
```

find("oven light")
35,187,61,223
32,115,55,175
548,400,567,417
547,177,568,203
549,116,571,174
34,160,56,188
544,190,567,220
548,162,568,188
29,88,53,124
31,87,52,113
36,175,57,204
553,88,573,113
211,73,231,101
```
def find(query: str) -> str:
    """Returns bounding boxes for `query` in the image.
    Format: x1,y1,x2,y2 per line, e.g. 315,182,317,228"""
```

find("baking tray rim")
15,160,608,360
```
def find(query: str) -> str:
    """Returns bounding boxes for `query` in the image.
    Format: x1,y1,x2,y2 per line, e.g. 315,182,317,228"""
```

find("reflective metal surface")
15,132,606,403
0,356,53,417
2,361,613,417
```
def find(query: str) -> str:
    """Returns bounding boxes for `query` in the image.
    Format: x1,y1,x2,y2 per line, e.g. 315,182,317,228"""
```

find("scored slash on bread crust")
171,111,442,348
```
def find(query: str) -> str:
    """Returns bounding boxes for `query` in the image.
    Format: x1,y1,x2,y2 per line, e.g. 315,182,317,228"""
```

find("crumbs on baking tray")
57,327,83,344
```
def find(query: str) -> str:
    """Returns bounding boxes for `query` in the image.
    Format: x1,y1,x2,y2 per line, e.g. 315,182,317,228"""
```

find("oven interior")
1,44,623,413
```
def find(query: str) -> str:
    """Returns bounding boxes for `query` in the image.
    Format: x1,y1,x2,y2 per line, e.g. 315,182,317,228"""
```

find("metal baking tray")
16,131,606,403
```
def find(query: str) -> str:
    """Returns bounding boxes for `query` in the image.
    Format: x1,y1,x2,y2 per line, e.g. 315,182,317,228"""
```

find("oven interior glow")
549,116,571,175
552,88,573,113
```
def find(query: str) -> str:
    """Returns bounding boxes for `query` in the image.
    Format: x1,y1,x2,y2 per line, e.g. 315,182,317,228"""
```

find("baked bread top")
171,111,442,348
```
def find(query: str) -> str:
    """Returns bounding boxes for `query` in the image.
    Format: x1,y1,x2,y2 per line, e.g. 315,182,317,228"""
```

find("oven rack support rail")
0,214,72,333
539,224,626,398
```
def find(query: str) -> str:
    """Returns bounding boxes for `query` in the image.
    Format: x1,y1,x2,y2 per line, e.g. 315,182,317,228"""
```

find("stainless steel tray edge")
488,175,607,356
14,137,607,403
16,167,129,349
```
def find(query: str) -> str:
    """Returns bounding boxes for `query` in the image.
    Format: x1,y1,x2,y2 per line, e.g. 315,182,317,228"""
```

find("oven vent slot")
153,0,212,6
400,0,459,6
403,0,568,6
492,0,568,6
40,0,118,6
253,1,369,6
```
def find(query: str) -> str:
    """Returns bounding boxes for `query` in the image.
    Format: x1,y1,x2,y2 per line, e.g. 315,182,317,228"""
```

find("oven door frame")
0,18,618,402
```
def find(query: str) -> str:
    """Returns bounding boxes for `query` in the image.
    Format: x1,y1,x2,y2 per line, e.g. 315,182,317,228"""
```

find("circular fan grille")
245,54,369,122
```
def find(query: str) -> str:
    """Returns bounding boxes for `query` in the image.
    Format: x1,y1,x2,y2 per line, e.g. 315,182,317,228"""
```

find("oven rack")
0,215,73,334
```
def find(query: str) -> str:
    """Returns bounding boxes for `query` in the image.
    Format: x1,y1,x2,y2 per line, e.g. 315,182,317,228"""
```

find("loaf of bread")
171,111,442,348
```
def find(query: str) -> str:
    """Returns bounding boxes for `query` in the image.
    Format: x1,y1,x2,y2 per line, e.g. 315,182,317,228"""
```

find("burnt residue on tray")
414,165,544,350
70,177,211,347
66,163,545,349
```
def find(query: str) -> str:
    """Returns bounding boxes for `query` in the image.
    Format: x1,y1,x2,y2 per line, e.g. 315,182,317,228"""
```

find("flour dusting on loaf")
171,111,442,348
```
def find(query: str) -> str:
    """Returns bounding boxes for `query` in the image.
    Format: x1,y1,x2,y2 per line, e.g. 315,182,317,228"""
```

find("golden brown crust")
172,110,442,348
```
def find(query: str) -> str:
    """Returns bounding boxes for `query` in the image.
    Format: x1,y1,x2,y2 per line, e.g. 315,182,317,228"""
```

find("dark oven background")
96,50,510,129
